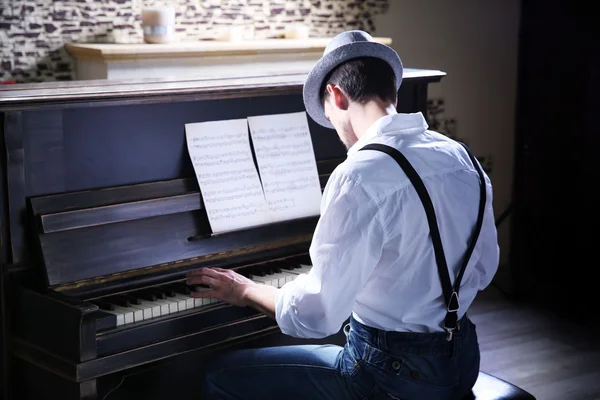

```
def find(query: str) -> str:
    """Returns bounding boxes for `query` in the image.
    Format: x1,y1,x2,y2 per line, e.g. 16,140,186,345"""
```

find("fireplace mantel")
65,37,393,81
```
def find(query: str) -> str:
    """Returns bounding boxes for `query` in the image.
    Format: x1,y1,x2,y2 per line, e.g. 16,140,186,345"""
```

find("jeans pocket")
363,344,458,392
339,347,361,377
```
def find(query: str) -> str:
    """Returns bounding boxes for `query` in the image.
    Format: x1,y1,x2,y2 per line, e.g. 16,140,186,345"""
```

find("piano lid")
0,68,446,110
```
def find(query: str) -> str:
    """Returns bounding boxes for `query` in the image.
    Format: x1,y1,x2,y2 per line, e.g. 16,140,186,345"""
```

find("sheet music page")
185,118,272,233
247,111,322,222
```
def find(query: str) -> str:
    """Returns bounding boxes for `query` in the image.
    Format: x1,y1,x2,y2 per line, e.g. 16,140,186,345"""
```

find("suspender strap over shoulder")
359,142,486,341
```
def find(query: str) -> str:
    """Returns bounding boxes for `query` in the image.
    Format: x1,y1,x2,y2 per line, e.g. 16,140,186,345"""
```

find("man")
187,30,499,399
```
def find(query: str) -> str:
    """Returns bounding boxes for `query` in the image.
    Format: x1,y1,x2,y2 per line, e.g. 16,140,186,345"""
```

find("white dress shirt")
275,112,499,338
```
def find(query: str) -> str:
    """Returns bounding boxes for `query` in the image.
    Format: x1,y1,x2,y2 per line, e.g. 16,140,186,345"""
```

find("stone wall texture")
0,0,390,83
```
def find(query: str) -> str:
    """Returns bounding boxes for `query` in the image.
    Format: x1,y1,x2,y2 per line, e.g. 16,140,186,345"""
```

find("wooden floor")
469,285,600,400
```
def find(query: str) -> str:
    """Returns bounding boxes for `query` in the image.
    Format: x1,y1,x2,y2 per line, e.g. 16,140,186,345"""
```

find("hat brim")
303,41,403,129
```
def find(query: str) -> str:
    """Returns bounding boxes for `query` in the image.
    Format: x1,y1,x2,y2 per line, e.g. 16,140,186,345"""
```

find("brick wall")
0,0,389,83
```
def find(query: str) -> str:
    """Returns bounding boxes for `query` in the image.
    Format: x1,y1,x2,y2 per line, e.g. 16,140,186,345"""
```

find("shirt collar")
347,112,429,157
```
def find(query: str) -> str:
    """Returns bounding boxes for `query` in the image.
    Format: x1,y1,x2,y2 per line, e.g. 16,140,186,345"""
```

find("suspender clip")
445,327,455,341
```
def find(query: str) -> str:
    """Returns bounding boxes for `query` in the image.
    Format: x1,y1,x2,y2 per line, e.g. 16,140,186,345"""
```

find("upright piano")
0,68,445,400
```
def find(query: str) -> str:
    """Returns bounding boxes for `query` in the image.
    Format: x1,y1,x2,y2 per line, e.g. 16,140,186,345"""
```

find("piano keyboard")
93,263,312,327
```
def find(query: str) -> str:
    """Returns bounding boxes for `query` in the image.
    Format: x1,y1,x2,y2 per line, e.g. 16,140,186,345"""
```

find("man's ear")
326,84,349,111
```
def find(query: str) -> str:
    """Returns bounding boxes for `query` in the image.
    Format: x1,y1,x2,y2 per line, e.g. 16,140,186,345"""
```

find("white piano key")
192,287,211,307
166,299,179,313
298,264,312,274
283,265,312,275
176,294,195,309
129,303,153,320
152,299,172,315
104,309,125,326
128,306,144,322
202,297,219,305
262,272,280,287
168,295,187,311
282,271,296,283
112,305,135,324
271,272,290,287
137,299,162,318
253,275,275,286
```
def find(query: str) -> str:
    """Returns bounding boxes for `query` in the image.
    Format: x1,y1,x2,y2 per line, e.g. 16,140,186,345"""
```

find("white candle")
142,7,175,44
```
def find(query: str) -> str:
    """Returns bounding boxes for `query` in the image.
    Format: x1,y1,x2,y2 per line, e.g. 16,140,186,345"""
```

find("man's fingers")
187,267,224,278
190,289,216,298
186,274,218,287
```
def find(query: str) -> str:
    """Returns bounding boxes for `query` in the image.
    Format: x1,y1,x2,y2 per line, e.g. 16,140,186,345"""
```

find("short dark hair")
319,57,397,105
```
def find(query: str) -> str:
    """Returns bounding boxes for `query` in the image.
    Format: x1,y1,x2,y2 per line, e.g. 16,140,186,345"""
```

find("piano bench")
465,371,536,399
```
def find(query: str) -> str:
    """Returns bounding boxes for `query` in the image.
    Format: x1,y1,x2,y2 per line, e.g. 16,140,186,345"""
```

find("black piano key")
139,288,166,300
93,300,115,311
171,283,191,295
147,289,167,299
240,271,252,279
138,291,157,302
110,296,131,308
122,294,142,305
189,284,210,293
253,268,266,277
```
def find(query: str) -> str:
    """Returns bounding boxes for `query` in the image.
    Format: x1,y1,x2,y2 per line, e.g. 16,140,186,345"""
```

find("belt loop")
343,323,351,338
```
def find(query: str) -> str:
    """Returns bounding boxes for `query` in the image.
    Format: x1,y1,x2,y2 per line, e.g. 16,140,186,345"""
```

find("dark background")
510,0,599,329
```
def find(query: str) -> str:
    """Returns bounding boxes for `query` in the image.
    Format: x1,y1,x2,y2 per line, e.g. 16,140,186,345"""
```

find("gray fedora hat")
303,30,403,129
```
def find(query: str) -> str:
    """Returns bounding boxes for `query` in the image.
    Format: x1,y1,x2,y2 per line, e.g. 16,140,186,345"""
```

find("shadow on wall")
427,98,492,174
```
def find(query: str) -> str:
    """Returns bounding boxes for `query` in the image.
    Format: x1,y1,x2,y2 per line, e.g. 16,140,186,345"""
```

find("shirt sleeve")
473,177,500,289
275,172,385,338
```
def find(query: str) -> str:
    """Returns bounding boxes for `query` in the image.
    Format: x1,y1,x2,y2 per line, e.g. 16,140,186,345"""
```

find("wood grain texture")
469,286,600,400
30,178,198,216
39,211,317,287
40,193,201,233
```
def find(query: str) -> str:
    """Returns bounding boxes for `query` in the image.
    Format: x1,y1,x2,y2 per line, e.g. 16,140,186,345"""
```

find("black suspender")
359,142,486,341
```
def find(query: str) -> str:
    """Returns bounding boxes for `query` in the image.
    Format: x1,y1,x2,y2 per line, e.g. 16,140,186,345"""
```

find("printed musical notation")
248,112,322,222
185,112,322,234
185,118,270,233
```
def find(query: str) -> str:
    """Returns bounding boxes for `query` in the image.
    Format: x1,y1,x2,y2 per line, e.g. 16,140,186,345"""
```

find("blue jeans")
202,315,480,399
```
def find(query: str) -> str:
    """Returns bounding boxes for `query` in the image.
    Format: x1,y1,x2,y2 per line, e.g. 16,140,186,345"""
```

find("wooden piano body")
0,69,445,400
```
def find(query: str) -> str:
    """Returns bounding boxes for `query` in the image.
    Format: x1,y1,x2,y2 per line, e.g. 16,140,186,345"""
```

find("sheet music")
247,111,322,222
185,118,271,233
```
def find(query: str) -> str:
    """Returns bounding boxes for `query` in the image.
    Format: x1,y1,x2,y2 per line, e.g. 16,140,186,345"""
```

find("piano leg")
12,357,98,400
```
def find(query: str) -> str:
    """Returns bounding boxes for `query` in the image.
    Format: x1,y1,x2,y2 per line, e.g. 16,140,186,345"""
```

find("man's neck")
349,100,398,140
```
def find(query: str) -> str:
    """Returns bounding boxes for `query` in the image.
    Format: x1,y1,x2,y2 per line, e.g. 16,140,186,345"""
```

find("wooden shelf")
65,37,393,62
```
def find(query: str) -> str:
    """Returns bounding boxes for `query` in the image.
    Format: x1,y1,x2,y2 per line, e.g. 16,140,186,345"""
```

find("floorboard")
470,285,600,400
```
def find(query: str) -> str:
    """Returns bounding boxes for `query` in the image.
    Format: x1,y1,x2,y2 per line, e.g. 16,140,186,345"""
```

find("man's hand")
186,268,277,319
186,267,254,307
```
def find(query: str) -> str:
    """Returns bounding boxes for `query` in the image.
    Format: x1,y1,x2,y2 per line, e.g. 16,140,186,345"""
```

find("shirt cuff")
274,281,293,335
